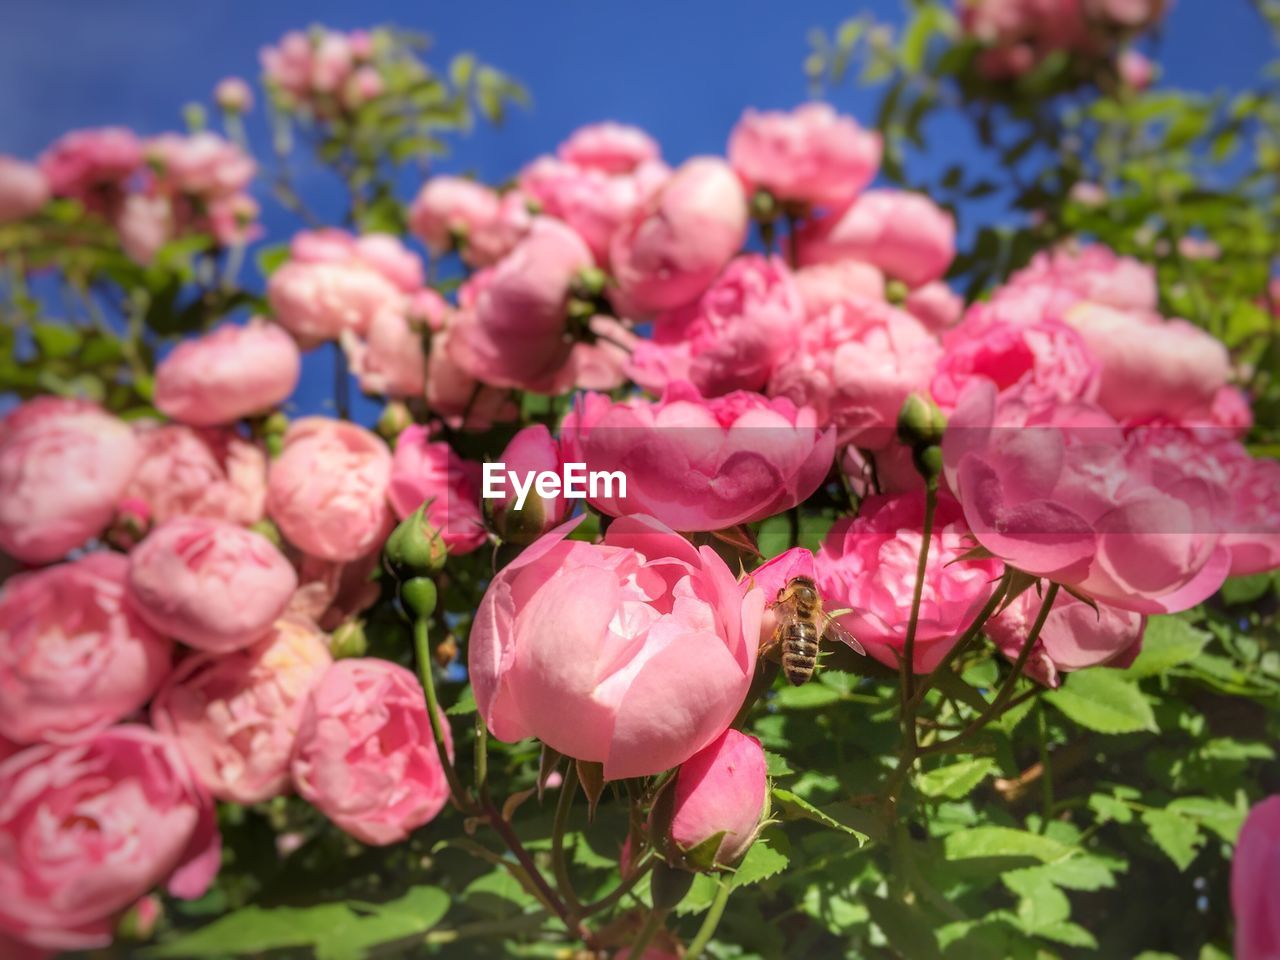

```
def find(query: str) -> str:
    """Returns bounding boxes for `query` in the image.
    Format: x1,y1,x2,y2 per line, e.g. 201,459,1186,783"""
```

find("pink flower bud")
0,155,49,223
214,76,254,113
663,729,768,867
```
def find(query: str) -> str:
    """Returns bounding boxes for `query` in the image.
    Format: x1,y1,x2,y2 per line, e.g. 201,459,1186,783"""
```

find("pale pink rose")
817,493,1004,672
38,127,142,203
0,553,171,744
1069,182,1108,207
769,297,942,449
0,397,140,564
0,726,220,951
1064,302,1231,424
1117,48,1155,89
610,157,749,315
214,76,254,112
152,616,331,803
1086,0,1169,29
558,122,661,174
627,254,803,397
467,189,536,267
292,658,454,845
1233,795,1280,960
267,418,393,561
341,309,427,398
561,383,836,531
117,193,173,264
0,156,50,223
155,320,300,426
798,189,955,288
663,729,767,865
904,281,964,332
204,191,260,247
567,314,636,392
123,423,266,526
942,380,1231,614
793,260,887,316
932,316,1100,412
145,132,255,198
424,323,519,429
488,425,570,544
290,549,382,632
728,102,881,209
127,517,298,653
387,424,486,554
341,65,384,109
351,233,425,293
470,515,764,779
1007,245,1158,313
408,176,502,257
448,217,595,392
268,258,404,344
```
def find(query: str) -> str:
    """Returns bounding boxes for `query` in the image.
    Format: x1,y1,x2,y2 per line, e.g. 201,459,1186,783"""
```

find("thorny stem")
685,878,733,960
412,616,471,810
551,762,583,914
900,479,939,725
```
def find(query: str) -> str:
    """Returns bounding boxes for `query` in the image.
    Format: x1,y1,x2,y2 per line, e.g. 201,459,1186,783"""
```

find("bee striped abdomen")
781,618,820,686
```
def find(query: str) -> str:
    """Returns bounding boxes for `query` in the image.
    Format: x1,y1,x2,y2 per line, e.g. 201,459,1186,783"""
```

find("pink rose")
794,260,887,316
470,515,764,779
488,425,570,545
123,423,266,526
662,729,767,866
988,588,1145,688
1232,795,1280,960
768,297,941,449
341,308,428,398
268,256,404,345
425,323,519,429
741,546,819,658
558,122,661,174
0,553,171,744
0,397,140,564
145,132,255,198
292,658,454,845
127,516,298,653
448,217,595,392
942,380,1231,614
214,76,254,112
728,102,881,209
155,320,300,426
267,418,393,561
387,425,487,555
817,493,1004,672
798,189,956,287
1221,452,1280,577
38,127,142,203
561,382,835,531
904,281,964,332
609,157,748,315
117,193,173,264
1117,48,1155,89
627,254,803,397
1006,245,1158,313
0,156,49,223
0,726,220,951
152,616,331,803
408,177,531,267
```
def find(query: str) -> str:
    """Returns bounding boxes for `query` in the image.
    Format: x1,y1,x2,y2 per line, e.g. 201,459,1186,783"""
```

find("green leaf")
764,750,794,777
944,827,1072,863
1126,617,1210,677
1141,809,1204,870
255,243,290,278
1167,796,1246,844
865,896,944,960
32,323,83,359
1045,671,1158,734
731,838,789,889
1088,793,1135,825
1037,921,1098,949
446,685,476,716
771,788,869,842
773,683,842,709
916,759,996,799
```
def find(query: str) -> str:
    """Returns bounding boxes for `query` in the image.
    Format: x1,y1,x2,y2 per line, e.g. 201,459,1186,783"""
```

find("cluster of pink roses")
259,27,385,115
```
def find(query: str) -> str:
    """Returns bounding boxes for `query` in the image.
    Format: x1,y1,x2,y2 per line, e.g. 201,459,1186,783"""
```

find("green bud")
885,278,910,305
376,401,413,441
572,265,609,300
750,188,779,222
913,443,945,482
328,619,368,659
896,393,947,449
384,503,448,577
183,102,207,133
249,518,283,550
400,577,438,620
493,496,547,547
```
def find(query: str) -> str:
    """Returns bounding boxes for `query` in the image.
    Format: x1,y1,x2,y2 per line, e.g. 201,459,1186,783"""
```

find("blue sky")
1,1,1272,420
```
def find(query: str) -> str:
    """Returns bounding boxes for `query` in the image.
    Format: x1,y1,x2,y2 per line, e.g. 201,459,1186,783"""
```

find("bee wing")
820,613,866,656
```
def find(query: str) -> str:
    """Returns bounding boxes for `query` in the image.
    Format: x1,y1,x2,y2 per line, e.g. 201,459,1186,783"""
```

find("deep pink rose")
152,616,331,803
38,127,142,203
0,726,220,951
798,189,955,288
471,515,764,779
1006,244,1158,313
155,320,300,426
123,423,266,526
664,729,767,866
387,425,487,555
488,424,570,544
728,102,881,209
627,254,803,397
127,517,298,653
1233,795,1280,960
793,260,886,316
561,382,836,531
0,397,140,564
267,418,393,561
817,493,1004,672
610,157,748,315
292,658,454,846
558,122,661,174
0,156,49,223
768,297,941,449
942,380,1231,614
0,553,171,744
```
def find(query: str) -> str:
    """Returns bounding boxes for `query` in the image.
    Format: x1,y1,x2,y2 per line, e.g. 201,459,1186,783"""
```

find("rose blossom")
817,493,1004,672
904,281,964,332
152,616,331,803
561,382,836,532
0,726,220,951
123,423,266,526
117,193,173,264
728,102,881,209
1006,244,1158,313
127,517,298,653
145,132,255,199
214,76,254,112
609,157,748,315
470,515,764,779
488,425,570,545
793,260,887,316
387,424,487,555
0,156,49,223
425,322,519,429
408,175,500,253
1232,795,1280,960
267,418,393,561
797,189,956,288
558,122,661,174
38,127,142,204
627,254,804,397
341,307,429,398
154,320,300,426
0,397,140,564
0,553,172,744
292,658,454,845
768,297,941,449
661,729,767,866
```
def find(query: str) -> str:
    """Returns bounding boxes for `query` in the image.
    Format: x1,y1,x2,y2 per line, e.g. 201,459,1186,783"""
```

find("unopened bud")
572,265,609,301
896,393,947,449
400,576,438,620
384,503,448,577
117,895,161,941
886,278,910,304
913,443,944,482
183,103,207,134
750,188,779,222
214,77,254,114
377,401,413,441
329,619,368,659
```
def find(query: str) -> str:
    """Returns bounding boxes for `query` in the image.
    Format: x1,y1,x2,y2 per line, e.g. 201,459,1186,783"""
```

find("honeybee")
763,576,865,686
